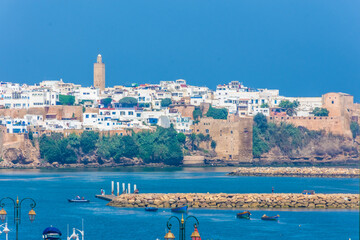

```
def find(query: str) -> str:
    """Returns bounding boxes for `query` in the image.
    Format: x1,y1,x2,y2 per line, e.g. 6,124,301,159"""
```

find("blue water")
0,168,358,240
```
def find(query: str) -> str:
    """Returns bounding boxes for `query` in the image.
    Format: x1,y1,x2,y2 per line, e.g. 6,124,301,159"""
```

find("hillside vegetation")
39,127,184,166
253,113,359,160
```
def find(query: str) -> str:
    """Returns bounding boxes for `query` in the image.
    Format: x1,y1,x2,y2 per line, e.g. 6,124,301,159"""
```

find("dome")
43,227,62,236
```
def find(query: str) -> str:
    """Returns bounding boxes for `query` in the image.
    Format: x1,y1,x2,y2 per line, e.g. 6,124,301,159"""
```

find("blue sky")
0,0,359,100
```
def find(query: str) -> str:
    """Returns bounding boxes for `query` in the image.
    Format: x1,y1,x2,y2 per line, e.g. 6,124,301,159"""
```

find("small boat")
237,211,251,219
302,190,315,195
261,214,279,221
68,199,90,203
145,207,158,212
171,205,188,213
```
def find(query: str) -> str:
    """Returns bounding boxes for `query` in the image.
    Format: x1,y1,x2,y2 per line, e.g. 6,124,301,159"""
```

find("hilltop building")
94,54,105,91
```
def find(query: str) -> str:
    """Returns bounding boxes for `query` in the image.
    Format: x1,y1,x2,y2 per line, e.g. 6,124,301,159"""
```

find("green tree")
279,100,299,116
134,127,183,165
121,135,139,158
67,133,80,149
28,130,33,140
161,98,172,107
252,126,270,157
177,133,186,144
312,107,329,117
101,98,112,108
211,140,217,150
206,105,228,119
197,133,205,142
189,133,197,150
193,108,203,120
58,95,75,105
203,134,211,142
39,134,77,164
253,113,268,132
119,97,138,107
80,131,99,153
260,103,269,108
138,103,150,108
350,121,360,140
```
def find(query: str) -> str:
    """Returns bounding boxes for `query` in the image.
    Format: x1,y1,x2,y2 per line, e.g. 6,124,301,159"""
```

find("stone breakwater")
108,193,359,209
227,167,359,178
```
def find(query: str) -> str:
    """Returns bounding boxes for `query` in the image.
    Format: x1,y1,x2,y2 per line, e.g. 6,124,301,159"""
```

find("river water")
0,167,358,240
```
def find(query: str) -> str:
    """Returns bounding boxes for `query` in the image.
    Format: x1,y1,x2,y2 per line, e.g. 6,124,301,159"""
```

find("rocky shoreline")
227,167,359,178
108,193,359,209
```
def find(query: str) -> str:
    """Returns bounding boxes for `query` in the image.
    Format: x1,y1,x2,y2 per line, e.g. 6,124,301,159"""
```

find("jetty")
107,193,359,209
95,195,116,201
227,167,360,178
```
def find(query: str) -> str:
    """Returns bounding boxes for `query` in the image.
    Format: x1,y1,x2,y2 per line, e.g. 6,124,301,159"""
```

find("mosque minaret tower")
93,54,105,91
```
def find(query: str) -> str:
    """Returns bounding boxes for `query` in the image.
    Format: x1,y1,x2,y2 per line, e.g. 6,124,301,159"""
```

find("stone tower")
94,54,105,91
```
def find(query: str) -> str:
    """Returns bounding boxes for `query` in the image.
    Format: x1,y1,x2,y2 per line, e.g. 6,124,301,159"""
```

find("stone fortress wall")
192,116,253,162
268,116,349,137
269,92,360,138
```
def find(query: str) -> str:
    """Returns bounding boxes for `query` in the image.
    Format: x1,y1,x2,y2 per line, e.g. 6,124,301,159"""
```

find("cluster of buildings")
0,54,359,163
1,55,343,135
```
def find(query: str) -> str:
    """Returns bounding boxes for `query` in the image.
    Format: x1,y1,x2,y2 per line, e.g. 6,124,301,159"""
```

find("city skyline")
0,0,359,101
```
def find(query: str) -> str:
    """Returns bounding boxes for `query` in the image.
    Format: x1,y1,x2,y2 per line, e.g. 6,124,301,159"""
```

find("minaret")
94,54,105,91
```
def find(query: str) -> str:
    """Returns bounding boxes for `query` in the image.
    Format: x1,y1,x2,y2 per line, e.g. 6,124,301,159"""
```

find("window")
128,111,134,115
206,129,209,133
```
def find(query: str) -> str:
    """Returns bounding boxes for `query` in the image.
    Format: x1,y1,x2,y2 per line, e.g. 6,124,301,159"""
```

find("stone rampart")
268,116,351,138
192,117,253,162
227,167,359,178
108,193,359,209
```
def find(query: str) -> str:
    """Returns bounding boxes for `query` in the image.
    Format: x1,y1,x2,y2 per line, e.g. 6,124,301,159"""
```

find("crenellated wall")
268,116,352,138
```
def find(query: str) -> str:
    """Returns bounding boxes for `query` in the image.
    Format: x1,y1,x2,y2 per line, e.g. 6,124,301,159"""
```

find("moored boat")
302,190,315,195
68,199,90,203
145,207,158,212
261,214,279,221
236,211,251,219
171,205,188,213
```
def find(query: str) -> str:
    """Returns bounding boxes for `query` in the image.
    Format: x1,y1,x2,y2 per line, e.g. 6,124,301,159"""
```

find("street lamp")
190,225,201,240
0,196,37,240
67,219,84,240
0,222,10,240
164,214,201,240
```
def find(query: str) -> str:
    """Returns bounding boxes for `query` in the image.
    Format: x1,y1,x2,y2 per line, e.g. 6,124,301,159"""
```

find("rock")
107,193,359,210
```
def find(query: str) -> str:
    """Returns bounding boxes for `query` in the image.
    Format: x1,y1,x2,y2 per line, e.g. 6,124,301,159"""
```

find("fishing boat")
145,207,158,212
68,199,90,203
261,214,279,221
171,205,188,213
236,211,251,219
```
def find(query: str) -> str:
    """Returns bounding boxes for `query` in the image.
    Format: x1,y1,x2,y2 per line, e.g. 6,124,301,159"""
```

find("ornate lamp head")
28,209,36,223
0,208,7,222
